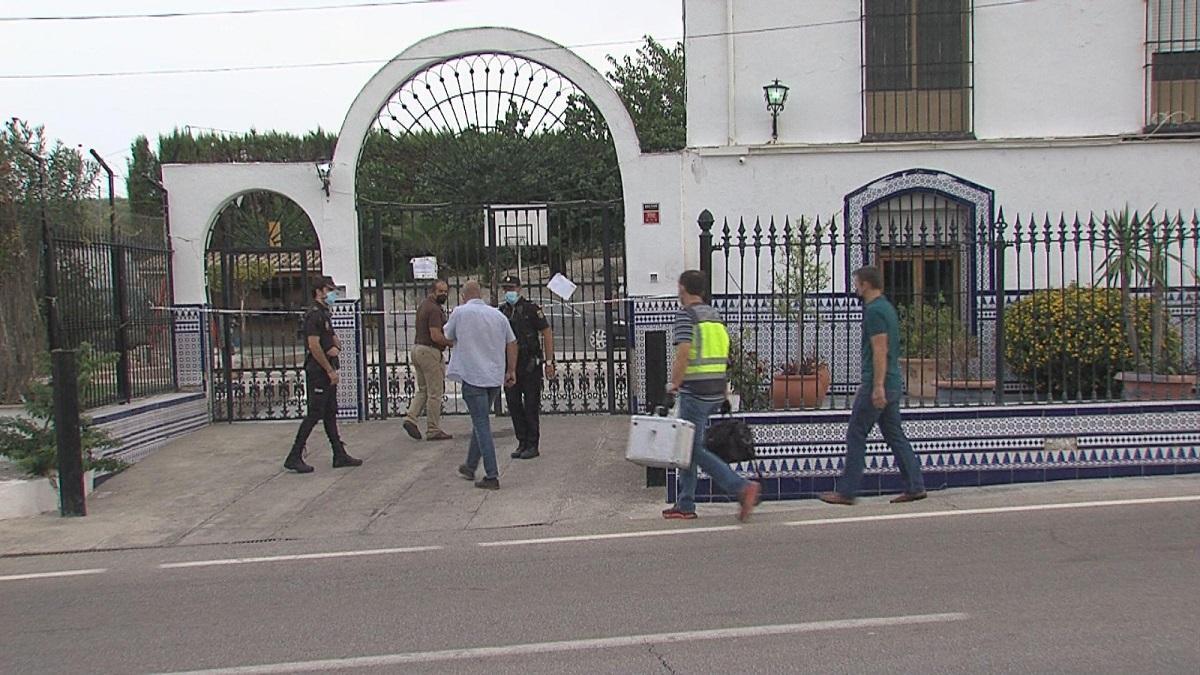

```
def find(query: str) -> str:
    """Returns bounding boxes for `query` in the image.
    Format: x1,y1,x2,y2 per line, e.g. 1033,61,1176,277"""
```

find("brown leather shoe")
818,492,856,506
402,420,421,440
890,491,927,504
426,431,454,441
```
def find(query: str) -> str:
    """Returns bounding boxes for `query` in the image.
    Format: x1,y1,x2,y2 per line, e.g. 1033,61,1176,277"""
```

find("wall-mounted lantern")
315,161,332,197
763,79,790,142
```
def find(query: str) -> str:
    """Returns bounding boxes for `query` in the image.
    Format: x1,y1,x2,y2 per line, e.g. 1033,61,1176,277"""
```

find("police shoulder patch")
535,309,545,319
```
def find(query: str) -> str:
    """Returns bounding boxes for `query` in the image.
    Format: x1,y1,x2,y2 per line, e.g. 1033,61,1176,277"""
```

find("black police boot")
510,444,527,459
517,446,540,460
284,448,314,474
331,442,362,468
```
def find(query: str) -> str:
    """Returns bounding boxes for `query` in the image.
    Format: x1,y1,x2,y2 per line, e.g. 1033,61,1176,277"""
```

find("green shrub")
0,344,125,477
1004,285,1182,399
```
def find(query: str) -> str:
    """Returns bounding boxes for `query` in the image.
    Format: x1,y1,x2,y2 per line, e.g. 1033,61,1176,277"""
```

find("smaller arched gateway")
204,190,324,421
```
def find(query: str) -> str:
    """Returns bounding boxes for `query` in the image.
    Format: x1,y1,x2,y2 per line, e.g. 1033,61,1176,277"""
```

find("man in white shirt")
445,280,518,489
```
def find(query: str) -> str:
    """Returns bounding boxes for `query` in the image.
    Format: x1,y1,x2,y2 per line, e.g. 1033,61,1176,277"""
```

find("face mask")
325,290,339,304
435,294,448,305
504,291,519,305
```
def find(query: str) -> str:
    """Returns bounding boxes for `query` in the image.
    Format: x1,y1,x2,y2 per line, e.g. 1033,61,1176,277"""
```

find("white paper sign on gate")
411,256,438,280
547,273,578,300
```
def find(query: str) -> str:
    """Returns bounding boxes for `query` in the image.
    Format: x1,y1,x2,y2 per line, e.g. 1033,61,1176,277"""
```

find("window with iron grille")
862,0,973,140
1147,0,1200,131
867,191,969,314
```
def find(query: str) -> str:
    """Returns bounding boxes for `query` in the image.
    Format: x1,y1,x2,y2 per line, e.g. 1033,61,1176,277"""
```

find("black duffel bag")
704,401,756,465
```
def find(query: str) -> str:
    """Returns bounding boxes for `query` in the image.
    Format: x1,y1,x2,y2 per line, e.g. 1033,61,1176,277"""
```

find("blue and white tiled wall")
667,401,1200,503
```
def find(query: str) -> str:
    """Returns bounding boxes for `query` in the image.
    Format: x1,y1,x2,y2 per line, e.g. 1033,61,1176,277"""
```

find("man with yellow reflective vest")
663,270,761,521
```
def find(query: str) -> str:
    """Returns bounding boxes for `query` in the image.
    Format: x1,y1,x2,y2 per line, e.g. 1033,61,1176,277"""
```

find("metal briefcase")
625,415,696,469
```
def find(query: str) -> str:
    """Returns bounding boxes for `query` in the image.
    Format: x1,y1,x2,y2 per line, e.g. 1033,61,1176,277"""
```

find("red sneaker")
662,507,698,520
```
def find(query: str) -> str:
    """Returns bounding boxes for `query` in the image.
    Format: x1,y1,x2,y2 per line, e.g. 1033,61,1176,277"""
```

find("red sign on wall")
643,203,660,225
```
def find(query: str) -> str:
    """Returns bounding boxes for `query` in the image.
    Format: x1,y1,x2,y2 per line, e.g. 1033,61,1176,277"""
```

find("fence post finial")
698,210,715,300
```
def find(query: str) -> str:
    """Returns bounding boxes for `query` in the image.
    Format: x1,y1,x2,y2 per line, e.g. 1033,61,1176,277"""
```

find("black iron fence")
700,207,1200,410
51,236,177,409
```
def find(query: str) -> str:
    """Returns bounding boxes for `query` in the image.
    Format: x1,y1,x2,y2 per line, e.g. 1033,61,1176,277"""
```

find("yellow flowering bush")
1004,286,1181,399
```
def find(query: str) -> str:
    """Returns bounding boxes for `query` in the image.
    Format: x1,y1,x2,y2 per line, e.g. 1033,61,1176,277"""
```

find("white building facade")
624,0,1200,290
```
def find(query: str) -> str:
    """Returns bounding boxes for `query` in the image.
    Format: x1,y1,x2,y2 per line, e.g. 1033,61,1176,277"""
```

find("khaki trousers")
404,344,446,433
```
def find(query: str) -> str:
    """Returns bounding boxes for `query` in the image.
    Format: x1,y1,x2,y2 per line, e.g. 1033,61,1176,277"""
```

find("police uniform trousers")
506,361,543,450
289,365,344,455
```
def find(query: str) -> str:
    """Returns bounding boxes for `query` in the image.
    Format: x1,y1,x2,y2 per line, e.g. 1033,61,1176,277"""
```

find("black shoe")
284,456,314,474
475,477,500,490
457,464,476,481
510,445,527,459
332,453,363,468
403,420,422,440
517,447,540,460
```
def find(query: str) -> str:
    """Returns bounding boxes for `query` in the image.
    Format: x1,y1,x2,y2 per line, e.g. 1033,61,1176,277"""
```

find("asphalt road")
2,492,1198,674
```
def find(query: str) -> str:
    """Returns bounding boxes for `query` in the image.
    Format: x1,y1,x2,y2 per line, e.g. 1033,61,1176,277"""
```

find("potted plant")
727,329,770,412
1099,208,1197,400
772,356,831,409
898,298,958,399
934,333,997,405
772,217,833,408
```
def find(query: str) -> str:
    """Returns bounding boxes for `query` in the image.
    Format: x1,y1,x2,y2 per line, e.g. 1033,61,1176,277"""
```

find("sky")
0,0,683,195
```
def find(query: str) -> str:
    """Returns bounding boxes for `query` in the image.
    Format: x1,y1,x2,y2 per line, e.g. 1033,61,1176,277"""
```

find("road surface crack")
648,644,678,674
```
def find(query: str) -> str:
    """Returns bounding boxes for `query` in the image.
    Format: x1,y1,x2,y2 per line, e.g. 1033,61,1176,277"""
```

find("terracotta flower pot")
771,365,831,409
901,357,938,399
1114,372,1198,401
935,379,997,405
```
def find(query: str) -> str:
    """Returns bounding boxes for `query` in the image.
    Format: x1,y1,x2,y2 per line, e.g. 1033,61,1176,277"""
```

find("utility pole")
16,130,84,515
18,145,59,351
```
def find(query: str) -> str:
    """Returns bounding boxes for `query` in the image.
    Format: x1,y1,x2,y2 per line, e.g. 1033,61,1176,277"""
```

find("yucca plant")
1097,207,1190,375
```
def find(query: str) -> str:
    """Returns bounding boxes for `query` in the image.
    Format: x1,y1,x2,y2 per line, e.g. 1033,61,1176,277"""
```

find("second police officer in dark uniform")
499,275,555,460
283,276,363,473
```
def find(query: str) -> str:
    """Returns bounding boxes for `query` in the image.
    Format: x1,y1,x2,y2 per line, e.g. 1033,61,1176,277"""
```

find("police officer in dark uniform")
284,276,363,473
499,275,555,460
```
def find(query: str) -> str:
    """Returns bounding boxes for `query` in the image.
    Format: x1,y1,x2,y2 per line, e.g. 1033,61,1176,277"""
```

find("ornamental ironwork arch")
375,53,590,138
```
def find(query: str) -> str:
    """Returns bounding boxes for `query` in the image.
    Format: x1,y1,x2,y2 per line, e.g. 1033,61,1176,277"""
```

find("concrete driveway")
0,414,653,556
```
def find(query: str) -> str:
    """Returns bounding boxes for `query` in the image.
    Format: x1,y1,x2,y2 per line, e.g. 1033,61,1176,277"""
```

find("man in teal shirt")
821,266,926,505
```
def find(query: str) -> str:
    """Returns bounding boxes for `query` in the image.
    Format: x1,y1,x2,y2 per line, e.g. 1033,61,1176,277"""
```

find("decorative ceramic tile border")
93,392,209,465
671,401,1200,502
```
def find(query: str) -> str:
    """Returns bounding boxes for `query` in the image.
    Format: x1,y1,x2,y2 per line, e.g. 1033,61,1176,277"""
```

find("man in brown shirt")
403,280,454,441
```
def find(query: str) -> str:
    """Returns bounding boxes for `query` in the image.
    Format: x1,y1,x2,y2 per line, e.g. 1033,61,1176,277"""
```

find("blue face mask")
325,290,339,304
504,291,519,305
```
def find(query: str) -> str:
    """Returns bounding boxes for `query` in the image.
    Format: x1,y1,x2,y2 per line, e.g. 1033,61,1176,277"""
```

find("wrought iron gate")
207,246,322,421
359,201,629,418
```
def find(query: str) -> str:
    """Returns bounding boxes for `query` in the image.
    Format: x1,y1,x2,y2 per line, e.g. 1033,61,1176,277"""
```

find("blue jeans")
675,393,751,513
837,384,925,498
462,383,500,480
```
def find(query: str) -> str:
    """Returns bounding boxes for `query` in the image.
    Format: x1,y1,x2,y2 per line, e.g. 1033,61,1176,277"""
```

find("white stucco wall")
623,153,685,296
667,138,1200,292
685,0,1150,147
